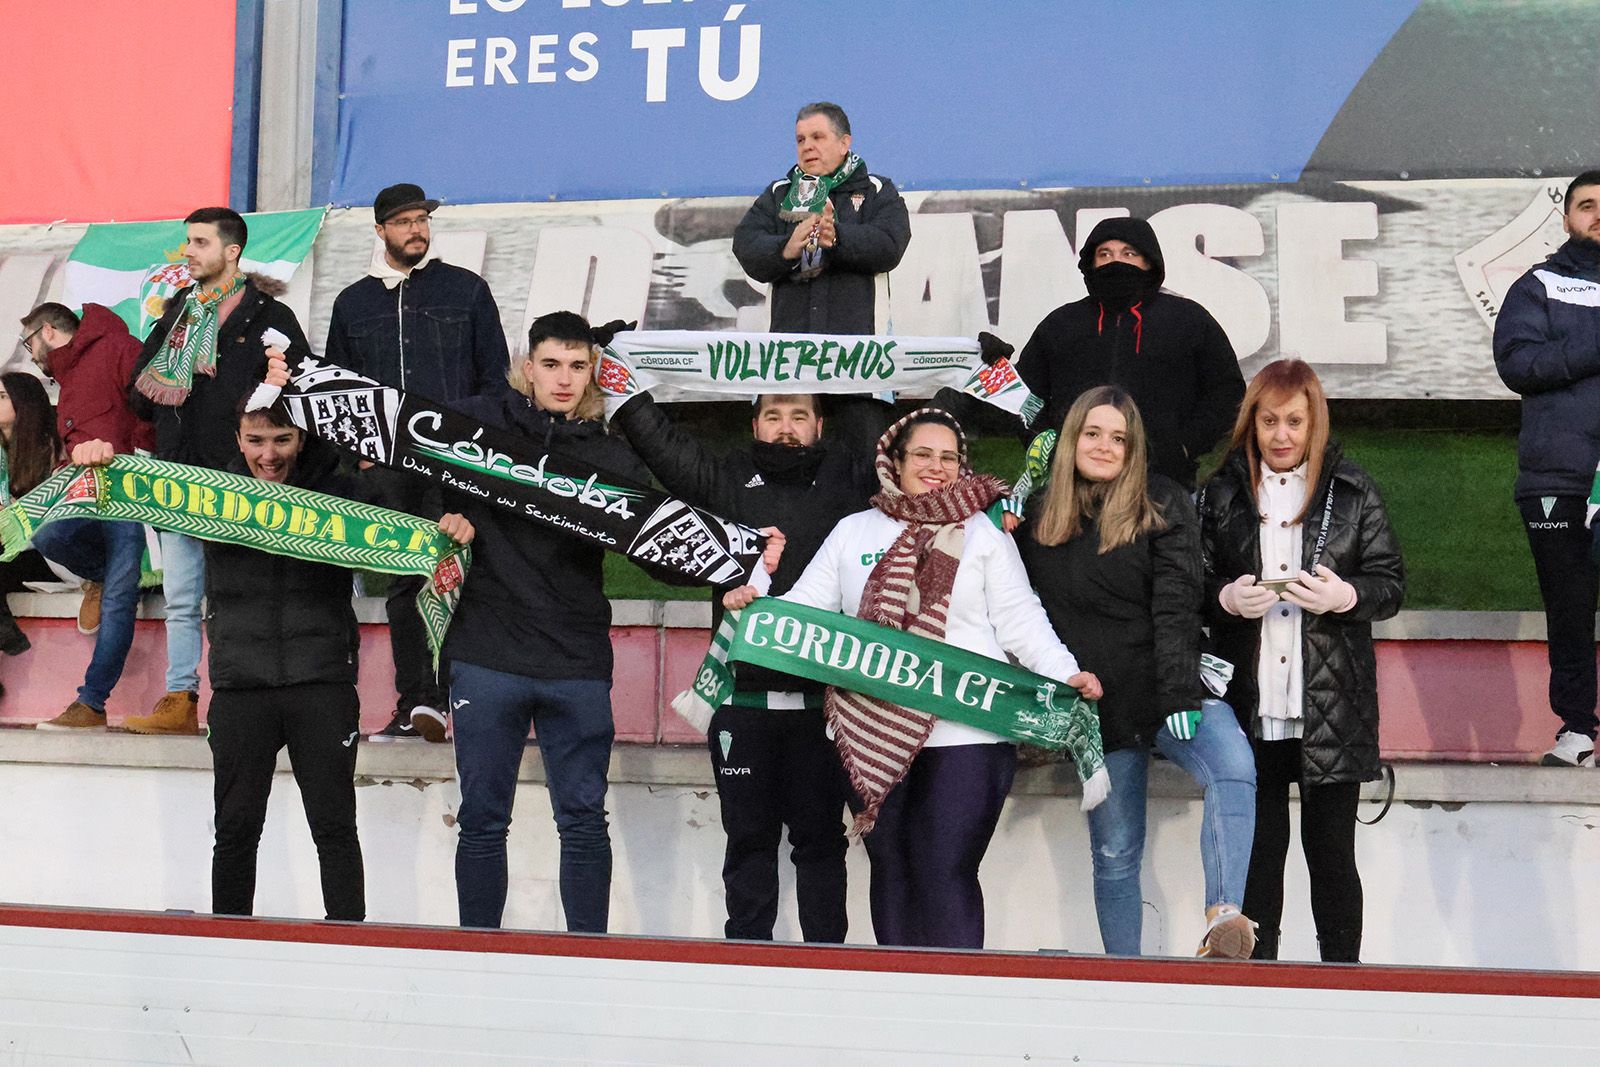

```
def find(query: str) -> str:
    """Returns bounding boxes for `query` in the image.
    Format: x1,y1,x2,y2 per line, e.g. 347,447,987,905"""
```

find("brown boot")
36,701,107,731
77,581,103,635
124,691,200,735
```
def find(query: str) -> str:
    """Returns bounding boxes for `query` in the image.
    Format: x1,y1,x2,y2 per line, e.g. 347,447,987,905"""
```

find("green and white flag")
598,330,1044,425
60,207,326,339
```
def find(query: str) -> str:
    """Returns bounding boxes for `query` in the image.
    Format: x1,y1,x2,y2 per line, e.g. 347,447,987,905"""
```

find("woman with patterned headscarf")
725,408,1107,949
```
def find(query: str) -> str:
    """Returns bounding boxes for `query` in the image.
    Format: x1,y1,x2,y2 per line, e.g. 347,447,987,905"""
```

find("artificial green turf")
603,428,1541,611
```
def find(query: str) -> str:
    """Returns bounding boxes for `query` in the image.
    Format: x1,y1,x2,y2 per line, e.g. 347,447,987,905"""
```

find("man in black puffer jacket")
612,389,888,942
733,102,911,334
1494,170,1600,767
1016,217,1244,491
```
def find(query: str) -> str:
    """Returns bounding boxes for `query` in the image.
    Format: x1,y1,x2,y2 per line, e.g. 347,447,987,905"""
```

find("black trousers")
367,465,447,712
1243,738,1362,962
707,704,849,942
1519,495,1599,740
208,682,365,921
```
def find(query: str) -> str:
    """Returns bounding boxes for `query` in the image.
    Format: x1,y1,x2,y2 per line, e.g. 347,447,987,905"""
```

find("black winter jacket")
325,259,511,404
1492,237,1600,501
131,278,312,470
442,394,654,682
732,161,911,335
611,393,887,694
1017,292,1243,490
1199,445,1405,784
204,439,360,691
1018,475,1204,753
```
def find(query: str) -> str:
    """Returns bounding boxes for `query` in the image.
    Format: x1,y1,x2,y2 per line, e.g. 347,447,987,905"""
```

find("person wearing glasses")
15,303,154,730
324,183,511,743
725,409,1106,949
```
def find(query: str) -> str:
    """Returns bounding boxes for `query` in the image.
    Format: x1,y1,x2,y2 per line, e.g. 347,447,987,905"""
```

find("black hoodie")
442,393,656,682
1016,217,1245,490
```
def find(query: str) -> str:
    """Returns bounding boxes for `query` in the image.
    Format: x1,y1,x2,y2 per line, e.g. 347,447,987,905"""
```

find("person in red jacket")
19,302,156,729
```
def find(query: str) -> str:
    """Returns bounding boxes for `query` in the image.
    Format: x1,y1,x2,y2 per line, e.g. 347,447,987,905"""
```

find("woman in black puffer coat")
1199,359,1404,963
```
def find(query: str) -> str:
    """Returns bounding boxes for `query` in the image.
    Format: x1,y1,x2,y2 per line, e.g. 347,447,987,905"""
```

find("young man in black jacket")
446,311,656,933
611,389,887,941
325,183,512,743
124,207,314,736
1015,217,1245,491
71,402,473,920
733,102,911,334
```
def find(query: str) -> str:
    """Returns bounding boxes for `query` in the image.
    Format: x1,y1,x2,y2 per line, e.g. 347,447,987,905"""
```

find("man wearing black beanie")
1014,217,1244,490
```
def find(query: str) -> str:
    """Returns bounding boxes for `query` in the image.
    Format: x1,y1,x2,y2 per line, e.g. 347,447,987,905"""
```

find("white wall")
3,760,1598,971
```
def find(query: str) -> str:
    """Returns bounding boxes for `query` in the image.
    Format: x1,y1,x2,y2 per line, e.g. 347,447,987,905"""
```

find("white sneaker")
1541,730,1596,767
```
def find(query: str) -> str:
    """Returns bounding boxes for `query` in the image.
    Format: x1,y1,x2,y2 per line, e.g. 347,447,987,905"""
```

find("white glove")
1281,564,1357,615
1080,766,1111,812
1220,574,1278,619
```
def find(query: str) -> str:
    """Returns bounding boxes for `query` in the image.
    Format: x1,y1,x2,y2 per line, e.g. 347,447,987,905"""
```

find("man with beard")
611,388,887,942
1495,170,1600,768
124,207,312,735
1015,217,1244,492
325,183,511,742
17,301,154,730
733,102,911,334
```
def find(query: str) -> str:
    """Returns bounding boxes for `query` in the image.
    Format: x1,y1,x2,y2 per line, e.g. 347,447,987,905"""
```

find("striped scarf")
134,272,245,405
831,409,1006,835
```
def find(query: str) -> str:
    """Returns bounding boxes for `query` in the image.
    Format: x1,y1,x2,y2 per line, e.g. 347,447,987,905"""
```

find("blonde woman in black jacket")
1020,386,1258,959
1199,359,1404,962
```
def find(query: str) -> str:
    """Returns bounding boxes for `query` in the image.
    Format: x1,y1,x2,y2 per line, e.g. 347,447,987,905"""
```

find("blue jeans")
157,530,204,693
1085,698,1256,956
30,519,144,710
450,661,614,932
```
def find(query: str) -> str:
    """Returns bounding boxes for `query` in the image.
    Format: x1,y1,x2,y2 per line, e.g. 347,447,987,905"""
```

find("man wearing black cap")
325,183,511,741
1016,217,1244,490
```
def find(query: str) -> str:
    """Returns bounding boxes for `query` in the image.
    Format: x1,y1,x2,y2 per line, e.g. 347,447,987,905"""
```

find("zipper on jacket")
396,280,407,391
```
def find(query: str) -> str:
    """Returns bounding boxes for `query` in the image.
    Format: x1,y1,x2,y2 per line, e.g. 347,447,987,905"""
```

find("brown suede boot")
123,691,200,735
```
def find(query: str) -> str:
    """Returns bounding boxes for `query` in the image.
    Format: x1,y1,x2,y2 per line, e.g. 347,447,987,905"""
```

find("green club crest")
718,729,733,761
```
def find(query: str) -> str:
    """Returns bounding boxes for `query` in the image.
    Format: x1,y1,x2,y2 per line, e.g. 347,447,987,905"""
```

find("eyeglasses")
17,326,41,354
384,214,432,231
905,447,961,469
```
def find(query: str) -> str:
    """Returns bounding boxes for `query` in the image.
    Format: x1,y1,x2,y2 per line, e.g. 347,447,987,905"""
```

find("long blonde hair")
1224,359,1330,525
1033,386,1165,553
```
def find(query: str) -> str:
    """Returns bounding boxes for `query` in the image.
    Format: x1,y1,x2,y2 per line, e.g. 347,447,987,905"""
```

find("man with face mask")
610,386,887,942
1495,170,1600,768
325,182,512,743
1015,217,1245,491
733,102,911,334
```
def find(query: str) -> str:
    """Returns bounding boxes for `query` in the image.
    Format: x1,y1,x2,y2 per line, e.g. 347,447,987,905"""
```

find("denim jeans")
30,518,145,710
450,661,614,932
157,530,205,693
1085,698,1256,956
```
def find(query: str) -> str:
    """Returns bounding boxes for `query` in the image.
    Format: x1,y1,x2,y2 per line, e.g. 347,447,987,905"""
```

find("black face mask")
751,438,827,484
1084,260,1155,308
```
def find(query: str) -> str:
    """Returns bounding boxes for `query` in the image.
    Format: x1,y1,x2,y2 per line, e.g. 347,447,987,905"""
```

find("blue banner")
327,0,1420,207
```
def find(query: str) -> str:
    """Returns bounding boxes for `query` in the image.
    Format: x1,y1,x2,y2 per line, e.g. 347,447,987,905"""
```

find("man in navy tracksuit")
1494,170,1600,768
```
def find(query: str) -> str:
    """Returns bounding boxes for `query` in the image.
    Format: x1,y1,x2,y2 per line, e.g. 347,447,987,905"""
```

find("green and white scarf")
598,330,1043,426
0,454,469,663
673,598,1106,782
0,445,9,507
1002,428,1059,519
133,272,246,405
778,153,861,221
